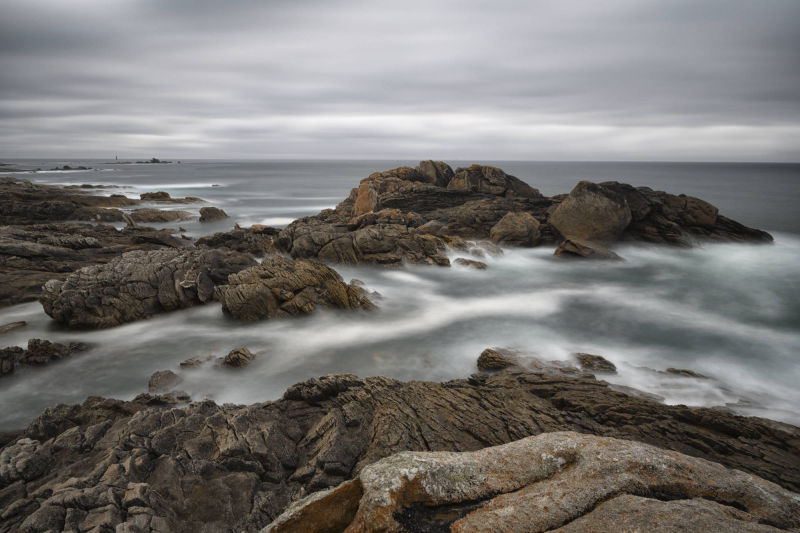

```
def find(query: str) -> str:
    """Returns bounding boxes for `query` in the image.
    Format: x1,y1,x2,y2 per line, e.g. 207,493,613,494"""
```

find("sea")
0,159,798,430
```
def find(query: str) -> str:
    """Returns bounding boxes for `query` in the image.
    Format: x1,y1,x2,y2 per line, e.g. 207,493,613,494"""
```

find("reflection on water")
1,236,799,430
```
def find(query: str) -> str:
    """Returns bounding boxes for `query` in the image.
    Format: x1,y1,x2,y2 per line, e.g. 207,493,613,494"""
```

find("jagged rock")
1,359,799,533
550,181,632,243
222,347,255,368
196,226,280,256
269,432,800,533
448,164,543,199
489,211,541,246
40,248,255,328
476,348,518,370
148,370,183,393
554,238,623,260
574,353,617,373
453,258,487,269
215,256,375,320
415,160,454,187
0,339,87,377
199,206,229,222
129,208,192,223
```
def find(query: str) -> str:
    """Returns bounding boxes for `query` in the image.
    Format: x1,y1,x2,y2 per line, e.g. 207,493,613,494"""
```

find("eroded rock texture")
267,432,800,532
216,256,375,320
1,364,798,533
39,249,255,328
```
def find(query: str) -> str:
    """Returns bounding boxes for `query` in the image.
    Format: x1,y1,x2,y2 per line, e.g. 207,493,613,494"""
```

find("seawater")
0,159,798,430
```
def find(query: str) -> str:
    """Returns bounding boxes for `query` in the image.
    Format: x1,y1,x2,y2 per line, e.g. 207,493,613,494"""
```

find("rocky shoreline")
0,162,795,532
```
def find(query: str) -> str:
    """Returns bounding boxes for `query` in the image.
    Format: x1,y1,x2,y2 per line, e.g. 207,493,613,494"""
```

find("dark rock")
554,238,623,260
140,191,171,201
129,208,192,223
215,256,376,320
476,348,518,370
199,206,228,222
222,347,255,368
180,355,214,368
1,359,799,533
448,164,543,199
574,353,617,373
550,181,632,243
0,346,23,376
666,367,710,379
40,248,256,328
196,226,280,256
20,339,87,366
148,370,183,393
271,432,800,532
415,160,454,188
489,211,541,246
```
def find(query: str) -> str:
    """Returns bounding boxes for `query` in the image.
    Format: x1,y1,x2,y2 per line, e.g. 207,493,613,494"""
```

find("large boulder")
199,206,229,222
267,432,800,532
489,211,541,246
215,256,375,320
40,249,255,328
549,181,632,243
415,160,454,187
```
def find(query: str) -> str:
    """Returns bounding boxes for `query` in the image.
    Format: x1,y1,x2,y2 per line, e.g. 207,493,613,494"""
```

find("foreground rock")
1,358,798,533
267,431,800,532
199,206,229,222
1,339,87,377
216,256,376,320
40,249,255,328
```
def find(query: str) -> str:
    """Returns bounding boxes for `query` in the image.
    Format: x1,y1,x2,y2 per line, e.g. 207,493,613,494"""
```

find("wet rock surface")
215,256,376,320
199,206,229,222
40,248,256,328
268,432,800,533
0,360,798,533
1,339,88,377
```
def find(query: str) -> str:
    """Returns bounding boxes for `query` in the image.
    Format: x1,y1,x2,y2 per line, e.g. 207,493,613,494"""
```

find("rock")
215,256,376,320
448,164,543,199
666,367,710,379
554,238,623,260
40,248,256,328
1,357,799,533
550,181,632,243
574,353,617,373
1,339,87,377
222,347,255,368
415,160,454,187
0,321,26,336
270,432,800,533
140,192,171,201
476,348,519,370
453,258,487,269
489,211,541,246
196,226,279,256
179,355,214,368
0,346,23,376
147,370,183,393
129,208,192,223
199,206,228,222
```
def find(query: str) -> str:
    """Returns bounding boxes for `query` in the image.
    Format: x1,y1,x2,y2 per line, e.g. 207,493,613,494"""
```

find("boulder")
222,347,256,368
268,432,800,532
448,164,543,199
574,352,617,373
554,238,623,260
129,208,191,223
140,192,171,201
549,181,632,243
453,258,487,269
476,348,519,370
489,211,541,246
415,160,454,187
147,370,183,393
215,256,375,320
199,206,229,222
40,248,255,328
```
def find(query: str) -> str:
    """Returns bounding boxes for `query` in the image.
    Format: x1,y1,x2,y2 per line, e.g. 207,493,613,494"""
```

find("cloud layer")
1,0,798,160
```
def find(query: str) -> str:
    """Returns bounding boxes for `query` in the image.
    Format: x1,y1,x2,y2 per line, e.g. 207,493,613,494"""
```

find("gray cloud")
1,0,798,160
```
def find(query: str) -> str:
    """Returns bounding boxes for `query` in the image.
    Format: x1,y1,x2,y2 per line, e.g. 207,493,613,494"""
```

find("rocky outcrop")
199,206,229,222
554,238,623,260
0,356,798,533
215,256,375,320
39,248,255,328
549,181,632,244
267,432,800,532
0,339,87,377
129,208,192,223
196,226,280,256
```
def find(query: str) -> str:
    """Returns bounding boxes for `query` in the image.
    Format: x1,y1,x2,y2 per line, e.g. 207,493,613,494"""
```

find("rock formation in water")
39,249,256,328
216,256,376,320
0,353,797,532
199,206,229,222
267,431,800,532
0,339,88,377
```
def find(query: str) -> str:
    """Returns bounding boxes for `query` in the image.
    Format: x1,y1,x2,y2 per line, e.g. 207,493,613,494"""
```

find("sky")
1,0,799,161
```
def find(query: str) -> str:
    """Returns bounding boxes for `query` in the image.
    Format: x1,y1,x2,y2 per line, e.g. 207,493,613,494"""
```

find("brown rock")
476,348,519,370
129,208,192,223
554,238,623,260
140,191,171,201
489,211,541,246
199,206,228,222
0,321,27,336
574,353,617,374
453,258,487,269
222,347,256,368
448,165,542,198
148,370,183,393
549,181,632,243
415,160,454,188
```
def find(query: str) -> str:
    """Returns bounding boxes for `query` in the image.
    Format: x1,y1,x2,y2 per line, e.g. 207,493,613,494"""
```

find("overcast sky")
1,0,798,161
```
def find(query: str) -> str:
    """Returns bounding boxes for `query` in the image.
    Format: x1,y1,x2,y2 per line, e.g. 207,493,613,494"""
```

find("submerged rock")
267,432,800,533
222,347,256,367
0,321,27,336
40,248,255,328
147,370,183,393
215,256,376,320
554,238,623,260
453,257,487,269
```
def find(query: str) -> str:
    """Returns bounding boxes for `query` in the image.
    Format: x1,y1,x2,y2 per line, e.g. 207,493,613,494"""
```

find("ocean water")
0,159,798,430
